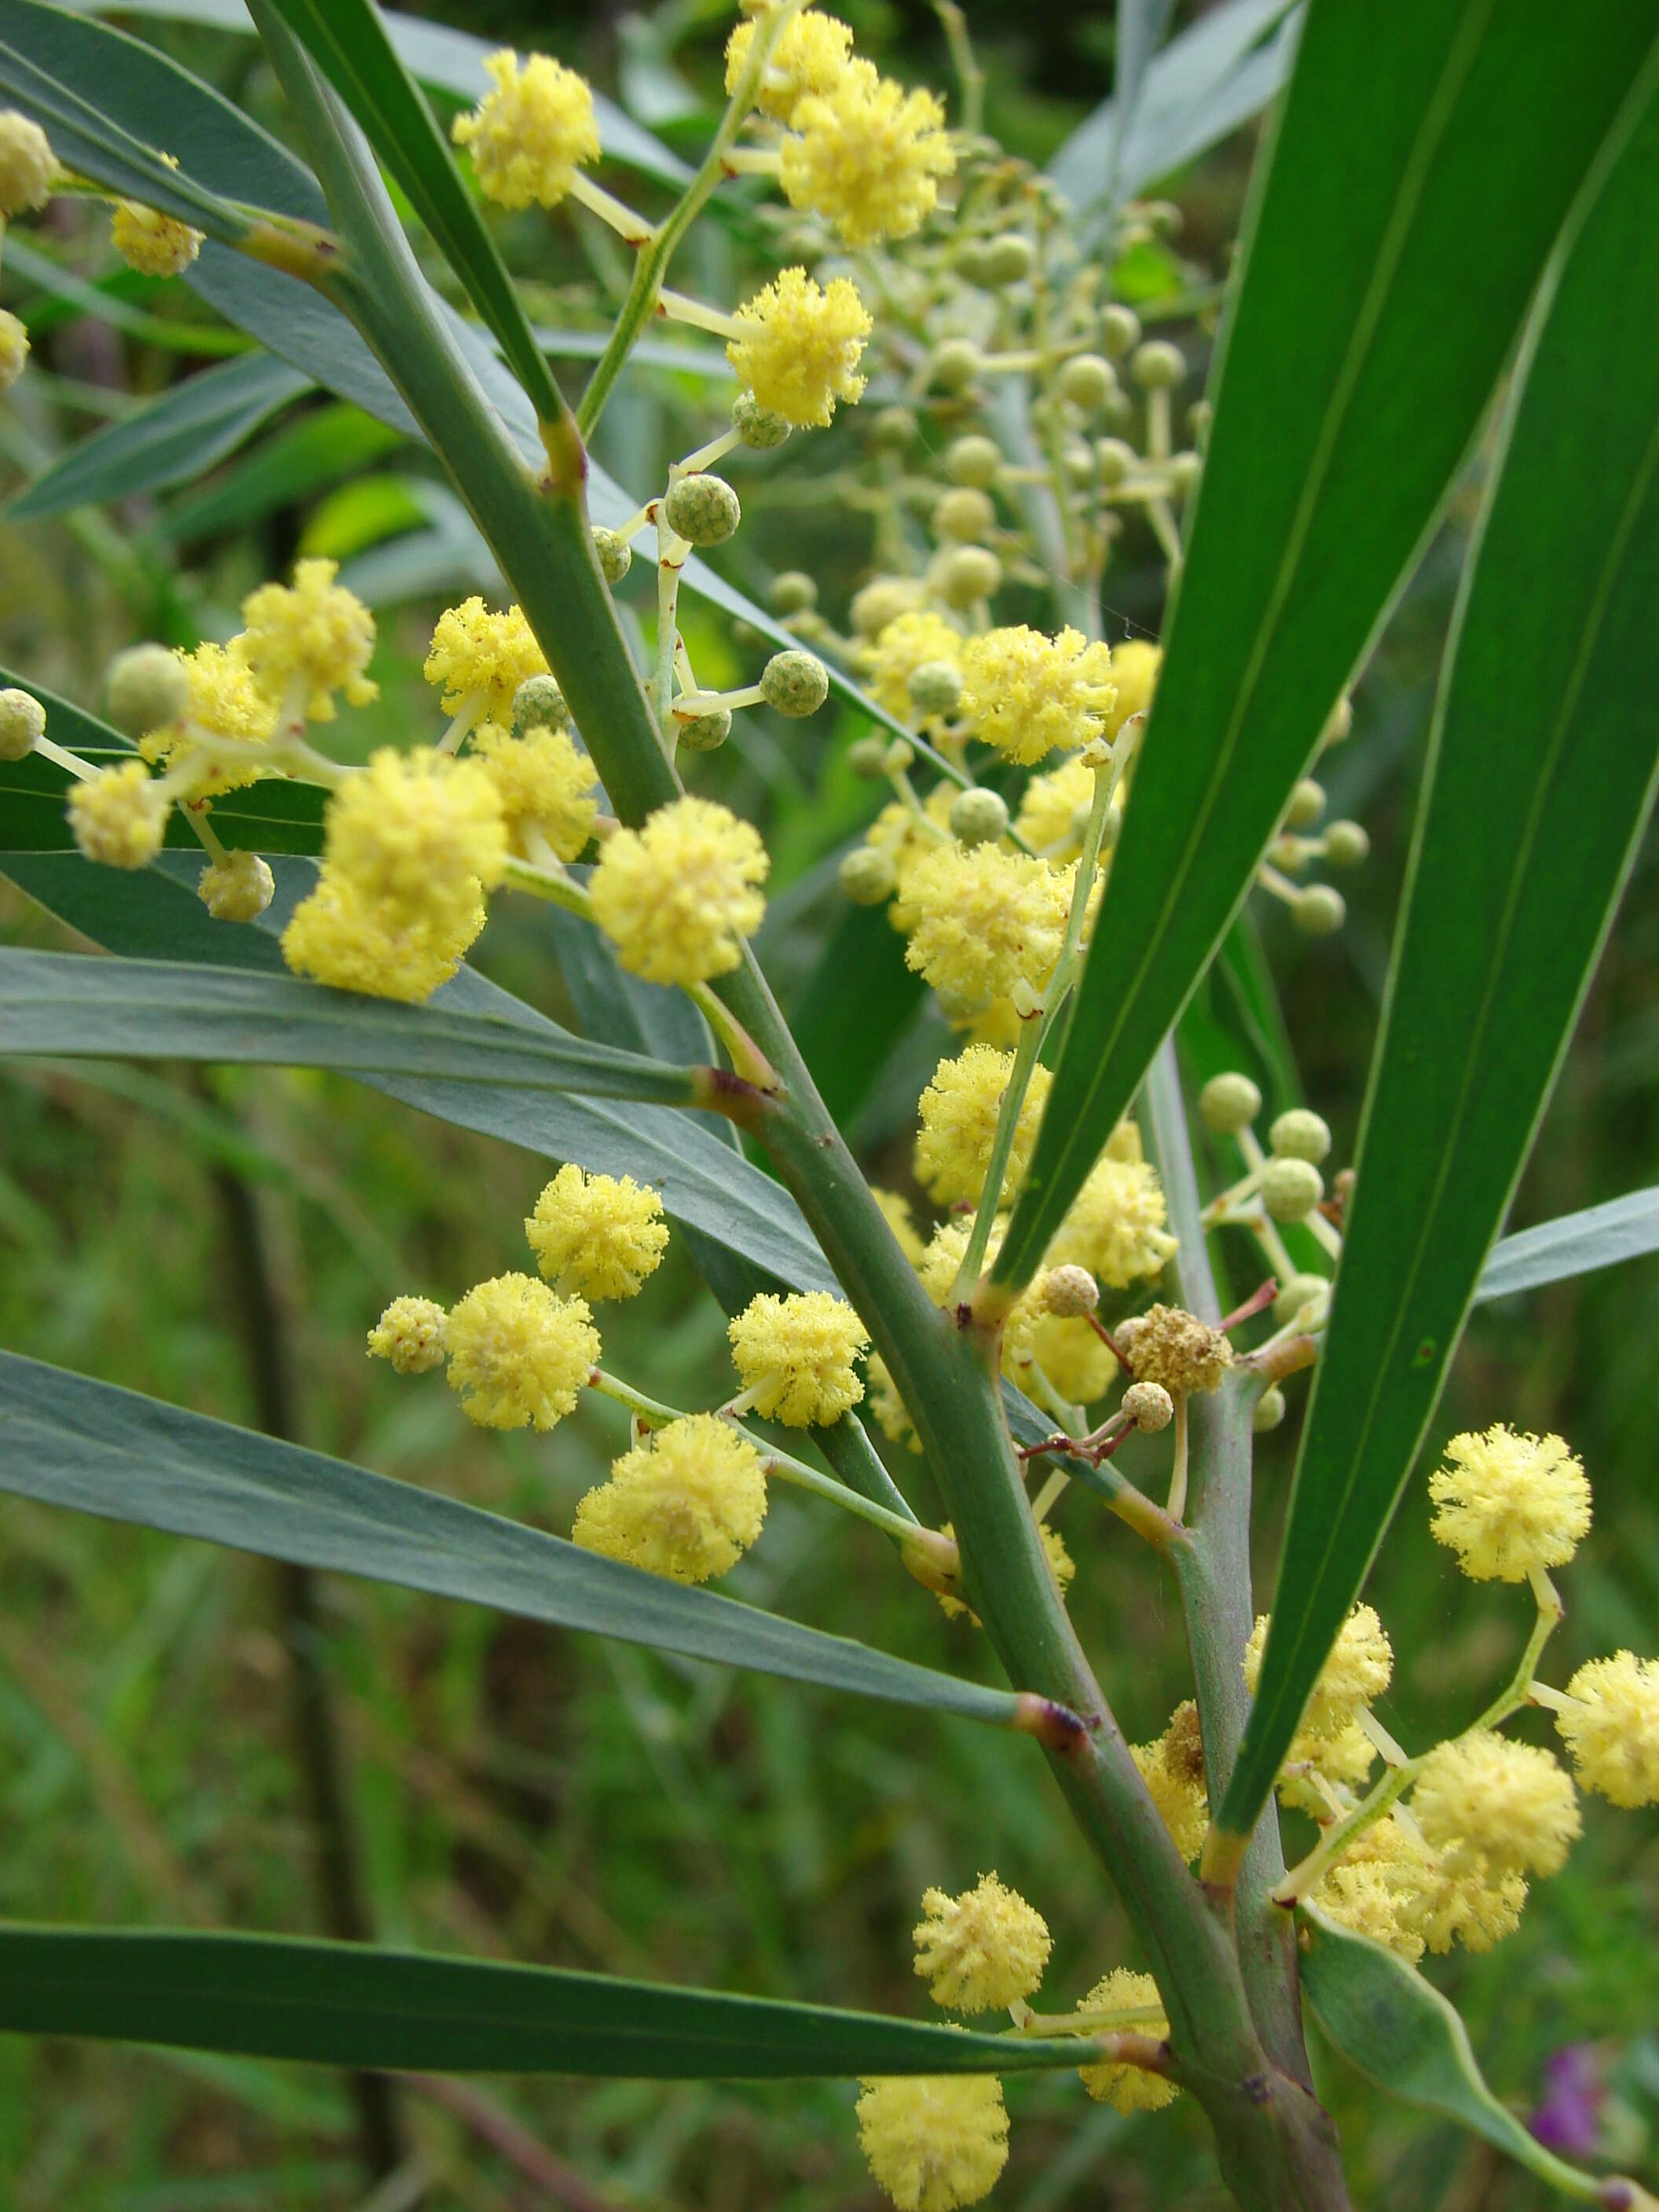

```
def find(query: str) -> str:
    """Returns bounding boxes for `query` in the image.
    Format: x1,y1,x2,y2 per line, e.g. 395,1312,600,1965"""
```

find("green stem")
953,1009,1044,1296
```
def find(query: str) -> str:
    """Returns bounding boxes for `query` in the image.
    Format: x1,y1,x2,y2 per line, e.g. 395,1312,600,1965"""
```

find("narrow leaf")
1223,53,1659,1839
999,0,1659,1289
1476,1190,1659,1305
0,1923,1082,2076
0,1350,1038,1731
1,751,329,858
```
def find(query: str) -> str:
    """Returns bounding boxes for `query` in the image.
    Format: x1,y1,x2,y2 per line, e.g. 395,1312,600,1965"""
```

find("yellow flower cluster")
1313,1804,1537,1961
914,1045,1051,1207
589,795,767,986
66,760,170,871
912,1873,1050,2013
780,65,954,246
239,558,379,723
1105,639,1163,734
1120,1302,1232,1395
468,723,599,862
855,2073,1008,2212
1245,1605,1392,1744
0,109,54,218
366,1295,449,1375
1043,1155,1177,1290
109,155,201,278
724,9,855,119
1015,755,1096,859
138,642,279,797
901,844,1071,1012
727,1289,868,1426
573,1414,767,1585
452,49,601,209
864,611,964,722
1410,1730,1580,1880
958,627,1117,766
1428,1424,1591,1581
727,266,873,429
1131,1702,1209,1864
1075,1968,1177,2113
525,1164,668,1301
1555,1652,1659,1806
423,597,549,725
441,1272,599,1431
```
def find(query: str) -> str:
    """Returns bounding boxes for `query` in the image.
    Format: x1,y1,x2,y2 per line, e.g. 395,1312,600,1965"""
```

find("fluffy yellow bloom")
589,795,767,986
1044,1155,1176,1288
67,760,169,870
724,9,855,119
1131,1703,1208,1864
781,61,954,246
865,611,965,722
573,1414,767,1585
1408,1856,1529,1955
1075,1969,1177,2112
1022,1312,1116,1406
1312,1815,1437,1963
321,748,507,940
1105,639,1162,734
0,110,55,218
1015,756,1096,859
1555,1652,1659,1807
0,309,27,393
875,786,958,933
958,626,1116,766
366,1295,449,1374
1244,1604,1392,1743
1429,1425,1591,1582
451,49,600,209
872,1187,927,1267
912,1873,1051,2013
110,155,201,276
423,597,549,725
137,643,277,796
1274,1720,1379,1816
919,1220,1037,1378
281,870,485,1002
525,1163,668,1301
443,1273,599,1431
469,723,598,861
238,558,378,722
727,266,872,429
1412,1730,1580,1878
727,1289,868,1426
902,844,1071,1011
855,2072,1009,2212
914,1045,1050,1207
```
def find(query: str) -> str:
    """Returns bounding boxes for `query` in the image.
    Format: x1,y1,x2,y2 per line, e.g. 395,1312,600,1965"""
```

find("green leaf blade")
1476,1189,1659,1304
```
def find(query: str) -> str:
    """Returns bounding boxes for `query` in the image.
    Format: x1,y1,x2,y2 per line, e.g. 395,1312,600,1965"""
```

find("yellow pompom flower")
66,760,169,870
1244,1604,1392,1742
780,61,954,246
1015,756,1096,860
238,558,378,722
1555,1652,1659,1807
724,9,855,119
1311,1815,1437,1963
902,844,1071,1012
912,1873,1051,2013
958,627,1116,766
1428,1425,1591,1582
1411,1730,1580,1879
1075,1969,1177,2112
366,1295,449,1375
526,1163,668,1301
855,2072,1009,2212
469,723,599,861
0,309,28,394
0,109,55,218
727,1289,868,1426
1131,1703,1208,1864
872,1187,928,1267
451,49,600,209
1043,1155,1177,1289
442,1272,599,1431
1021,1311,1115,1405
1105,639,1162,734
1408,1858,1529,1955
865,611,965,722
423,597,549,725
914,1045,1051,1207
727,266,872,429
281,871,485,1002
321,747,507,939
589,795,767,986
573,1414,767,1585
109,155,202,276
138,642,277,797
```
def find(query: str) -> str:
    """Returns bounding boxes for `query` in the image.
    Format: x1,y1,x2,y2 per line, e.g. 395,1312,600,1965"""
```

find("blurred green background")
2,3,1656,2207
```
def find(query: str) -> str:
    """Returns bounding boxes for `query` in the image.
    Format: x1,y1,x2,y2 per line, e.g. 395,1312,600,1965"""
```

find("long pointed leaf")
0,1350,1035,1730
1221,53,1659,1840
1476,1190,1659,1305
998,0,1659,1291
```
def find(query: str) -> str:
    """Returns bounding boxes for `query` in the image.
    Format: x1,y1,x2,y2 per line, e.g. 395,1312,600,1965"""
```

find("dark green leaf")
2,233,248,357
0,1921,1082,2076
999,0,1659,1291
0,950,703,1104
0,749,329,855
0,1349,1040,1731
789,899,928,1133
1222,54,1659,1840
167,402,405,543
1476,1190,1659,1304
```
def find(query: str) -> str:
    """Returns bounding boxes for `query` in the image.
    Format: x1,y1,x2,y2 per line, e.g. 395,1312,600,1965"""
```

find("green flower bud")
946,434,1002,489
1102,389,1136,431
870,405,918,449
980,232,1036,286
839,845,897,905
908,659,963,717
1188,398,1214,446
1122,1380,1174,1434
1293,884,1346,936
760,649,830,717
850,576,922,637
105,643,188,738
1285,778,1326,831
770,569,819,617
1324,819,1370,869
1131,338,1185,390
953,240,992,286
1321,695,1353,746
1063,441,1097,487
1253,1386,1287,1434
932,486,995,542
948,785,1009,847
1262,1156,1324,1223
1059,353,1115,411
1166,450,1202,497
662,471,742,548
1199,1071,1262,1135
1100,303,1142,358
0,684,46,762
592,528,632,584
1273,1273,1331,1329
731,391,792,449
1039,1263,1098,1317
928,338,983,394
848,735,890,778
676,705,733,752
936,544,1002,610
1269,1108,1331,1164
1269,835,1307,873
198,848,273,924
1093,436,1136,489
512,673,571,734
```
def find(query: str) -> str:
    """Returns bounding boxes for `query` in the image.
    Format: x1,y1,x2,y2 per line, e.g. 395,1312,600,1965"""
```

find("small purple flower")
1529,2043,1603,2159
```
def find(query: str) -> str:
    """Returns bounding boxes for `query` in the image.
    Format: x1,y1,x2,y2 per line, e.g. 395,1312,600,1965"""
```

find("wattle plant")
2,2,1659,2207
